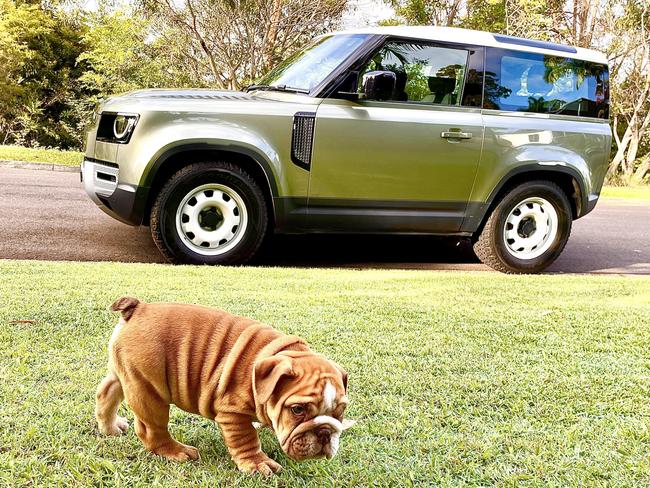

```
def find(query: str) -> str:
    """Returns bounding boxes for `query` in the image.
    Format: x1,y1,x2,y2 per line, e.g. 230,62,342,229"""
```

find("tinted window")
358,41,470,105
484,48,609,118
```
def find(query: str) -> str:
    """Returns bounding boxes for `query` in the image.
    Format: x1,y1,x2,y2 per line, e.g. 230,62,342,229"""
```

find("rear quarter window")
484,48,609,119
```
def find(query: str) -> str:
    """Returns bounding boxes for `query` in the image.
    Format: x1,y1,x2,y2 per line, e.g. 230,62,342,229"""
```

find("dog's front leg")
215,412,282,476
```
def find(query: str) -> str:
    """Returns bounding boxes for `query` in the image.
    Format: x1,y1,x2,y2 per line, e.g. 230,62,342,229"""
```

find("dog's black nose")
318,427,331,444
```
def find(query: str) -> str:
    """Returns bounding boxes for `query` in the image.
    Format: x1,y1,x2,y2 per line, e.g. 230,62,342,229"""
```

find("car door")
307,39,485,233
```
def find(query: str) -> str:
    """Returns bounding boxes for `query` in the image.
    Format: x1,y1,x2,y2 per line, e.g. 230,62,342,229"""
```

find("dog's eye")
290,405,305,416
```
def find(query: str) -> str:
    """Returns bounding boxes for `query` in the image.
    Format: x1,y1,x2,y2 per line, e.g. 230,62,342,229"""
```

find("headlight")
96,112,139,144
113,114,138,141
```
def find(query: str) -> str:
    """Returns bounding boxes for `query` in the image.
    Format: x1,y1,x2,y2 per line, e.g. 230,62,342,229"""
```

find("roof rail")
493,34,578,54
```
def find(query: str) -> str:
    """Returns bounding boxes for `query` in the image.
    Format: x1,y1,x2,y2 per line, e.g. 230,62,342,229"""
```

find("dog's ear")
253,355,296,404
110,297,140,321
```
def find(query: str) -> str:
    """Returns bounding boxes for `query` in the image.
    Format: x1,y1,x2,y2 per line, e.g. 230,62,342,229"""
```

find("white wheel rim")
503,197,558,260
175,183,248,256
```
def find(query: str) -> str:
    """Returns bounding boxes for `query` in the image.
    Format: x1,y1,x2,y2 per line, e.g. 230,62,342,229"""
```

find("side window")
358,41,470,105
484,48,609,118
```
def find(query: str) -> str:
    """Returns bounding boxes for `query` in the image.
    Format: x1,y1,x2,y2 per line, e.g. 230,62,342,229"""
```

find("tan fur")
95,297,350,476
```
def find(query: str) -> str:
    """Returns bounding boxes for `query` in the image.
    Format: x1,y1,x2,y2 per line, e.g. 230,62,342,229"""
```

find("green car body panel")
81,26,612,241
308,99,484,232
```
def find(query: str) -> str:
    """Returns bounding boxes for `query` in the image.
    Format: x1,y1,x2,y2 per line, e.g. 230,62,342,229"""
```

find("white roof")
332,26,608,64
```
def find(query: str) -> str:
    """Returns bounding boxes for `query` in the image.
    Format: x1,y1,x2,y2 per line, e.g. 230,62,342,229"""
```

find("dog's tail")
110,297,140,321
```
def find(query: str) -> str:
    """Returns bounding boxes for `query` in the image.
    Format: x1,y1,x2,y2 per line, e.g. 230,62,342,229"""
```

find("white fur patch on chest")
323,381,336,411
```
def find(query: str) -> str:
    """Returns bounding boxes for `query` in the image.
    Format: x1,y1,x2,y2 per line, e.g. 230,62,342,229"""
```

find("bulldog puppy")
95,297,352,476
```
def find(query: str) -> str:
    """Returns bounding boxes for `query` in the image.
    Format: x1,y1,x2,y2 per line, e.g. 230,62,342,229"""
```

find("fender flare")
140,141,279,196
487,164,586,210
129,141,282,226
461,164,588,234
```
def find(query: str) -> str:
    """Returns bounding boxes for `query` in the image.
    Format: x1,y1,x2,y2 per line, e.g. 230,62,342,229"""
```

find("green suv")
81,26,611,273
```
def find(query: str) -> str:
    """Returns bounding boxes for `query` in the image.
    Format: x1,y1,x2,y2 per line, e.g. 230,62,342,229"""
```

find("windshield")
256,34,370,93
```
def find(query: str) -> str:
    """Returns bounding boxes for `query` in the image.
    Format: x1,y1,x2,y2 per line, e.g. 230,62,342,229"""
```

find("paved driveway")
1,167,649,274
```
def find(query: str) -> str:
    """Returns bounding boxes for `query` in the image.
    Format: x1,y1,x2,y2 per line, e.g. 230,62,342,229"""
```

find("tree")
0,0,90,148
605,1,650,184
77,7,202,102
384,0,504,31
139,0,349,90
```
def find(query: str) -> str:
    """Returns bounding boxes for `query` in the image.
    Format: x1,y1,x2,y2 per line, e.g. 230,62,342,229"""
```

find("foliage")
606,1,650,184
78,10,178,97
0,0,90,149
385,0,505,31
139,0,349,90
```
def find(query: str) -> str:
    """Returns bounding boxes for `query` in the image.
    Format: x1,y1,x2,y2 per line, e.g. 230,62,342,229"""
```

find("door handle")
441,130,472,140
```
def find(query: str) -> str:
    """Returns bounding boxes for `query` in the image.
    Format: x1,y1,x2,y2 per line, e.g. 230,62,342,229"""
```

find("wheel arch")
463,165,586,236
140,143,278,226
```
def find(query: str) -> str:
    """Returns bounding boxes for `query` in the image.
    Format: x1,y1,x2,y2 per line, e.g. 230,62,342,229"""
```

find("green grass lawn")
0,144,83,167
601,185,650,201
1,261,650,486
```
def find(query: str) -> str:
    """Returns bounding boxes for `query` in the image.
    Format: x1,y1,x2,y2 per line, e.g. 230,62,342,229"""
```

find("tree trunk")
608,123,633,176
263,0,283,70
631,154,649,184
624,126,640,177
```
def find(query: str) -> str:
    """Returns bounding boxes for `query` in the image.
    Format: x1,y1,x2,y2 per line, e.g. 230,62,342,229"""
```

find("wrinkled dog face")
254,352,349,461
279,378,347,460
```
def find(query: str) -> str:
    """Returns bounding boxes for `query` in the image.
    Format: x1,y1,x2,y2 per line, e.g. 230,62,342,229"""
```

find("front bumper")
81,158,146,226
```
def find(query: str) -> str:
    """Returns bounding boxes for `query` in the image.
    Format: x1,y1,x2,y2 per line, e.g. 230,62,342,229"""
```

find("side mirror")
361,70,396,101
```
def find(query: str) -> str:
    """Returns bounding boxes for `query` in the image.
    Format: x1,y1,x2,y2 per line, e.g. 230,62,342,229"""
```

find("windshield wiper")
245,84,309,94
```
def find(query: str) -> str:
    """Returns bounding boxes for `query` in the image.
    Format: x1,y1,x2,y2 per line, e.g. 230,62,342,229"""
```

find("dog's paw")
236,453,282,476
98,416,129,436
154,442,200,462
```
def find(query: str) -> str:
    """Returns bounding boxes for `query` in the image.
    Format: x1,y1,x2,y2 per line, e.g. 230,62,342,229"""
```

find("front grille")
291,112,316,170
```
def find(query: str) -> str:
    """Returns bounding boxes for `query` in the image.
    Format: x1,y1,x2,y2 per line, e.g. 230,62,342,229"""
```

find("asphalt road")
1,166,649,274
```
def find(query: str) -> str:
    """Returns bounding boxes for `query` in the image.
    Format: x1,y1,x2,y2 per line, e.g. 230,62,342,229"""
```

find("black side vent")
291,112,316,170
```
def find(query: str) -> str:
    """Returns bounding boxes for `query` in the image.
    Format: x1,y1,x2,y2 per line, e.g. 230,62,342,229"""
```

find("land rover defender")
81,26,611,273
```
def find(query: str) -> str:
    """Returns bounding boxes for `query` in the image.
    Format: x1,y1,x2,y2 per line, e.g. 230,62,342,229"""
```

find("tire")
150,161,268,265
473,180,572,274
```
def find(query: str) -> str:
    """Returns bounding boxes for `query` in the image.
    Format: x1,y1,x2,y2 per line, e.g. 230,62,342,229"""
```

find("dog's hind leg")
95,372,129,435
124,384,199,462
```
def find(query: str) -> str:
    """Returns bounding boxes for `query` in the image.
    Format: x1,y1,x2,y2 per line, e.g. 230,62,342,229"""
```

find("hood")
98,87,319,115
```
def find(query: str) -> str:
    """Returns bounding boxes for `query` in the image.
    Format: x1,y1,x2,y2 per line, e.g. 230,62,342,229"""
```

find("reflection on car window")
257,34,369,92
484,48,609,118
358,42,469,105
